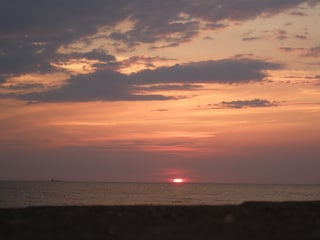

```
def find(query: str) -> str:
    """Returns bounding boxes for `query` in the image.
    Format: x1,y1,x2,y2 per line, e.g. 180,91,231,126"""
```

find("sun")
172,178,185,183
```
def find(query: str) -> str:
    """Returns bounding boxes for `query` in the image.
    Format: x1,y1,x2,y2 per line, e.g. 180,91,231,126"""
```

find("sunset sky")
1,0,320,183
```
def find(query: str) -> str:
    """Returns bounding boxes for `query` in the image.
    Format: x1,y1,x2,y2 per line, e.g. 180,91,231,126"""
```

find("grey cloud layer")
1,0,315,102
0,1,128,75
2,0,316,39
19,59,282,102
20,70,173,102
131,59,281,84
0,0,317,77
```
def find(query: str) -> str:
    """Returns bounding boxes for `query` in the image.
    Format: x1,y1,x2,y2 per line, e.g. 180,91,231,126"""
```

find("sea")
0,181,320,208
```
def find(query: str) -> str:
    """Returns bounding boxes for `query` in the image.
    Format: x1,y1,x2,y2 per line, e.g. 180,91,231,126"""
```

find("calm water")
0,181,320,208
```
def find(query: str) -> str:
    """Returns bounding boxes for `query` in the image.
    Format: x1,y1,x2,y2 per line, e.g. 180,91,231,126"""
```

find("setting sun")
172,178,185,183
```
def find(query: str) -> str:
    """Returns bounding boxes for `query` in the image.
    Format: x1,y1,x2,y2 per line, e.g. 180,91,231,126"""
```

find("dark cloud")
0,41,117,77
295,34,307,39
242,36,262,41
0,0,316,77
233,53,256,58
279,47,305,52
148,43,181,50
0,76,6,84
1,1,317,44
302,45,320,57
203,23,228,30
152,109,169,112
281,45,320,58
0,40,57,75
112,0,316,48
93,55,177,73
134,84,203,92
110,17,200,49
304,75,320,80
119,56,175,71
203,36,214,40
69,49,116,62
15,58,282,102
290,11,308,16
0,1,128,75
242,27,310,42
218,99,280,109
241,29,264,42
62,49,119,72
275,30,289,40
111,1,199,48
181,0,317,21
2,83,44,91
307,62,320,66
19,70,174,102
131,59,282,84
0,1,127,41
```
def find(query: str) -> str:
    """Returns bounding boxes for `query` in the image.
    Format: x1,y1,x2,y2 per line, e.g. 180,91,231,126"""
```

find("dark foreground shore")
1,201,320,240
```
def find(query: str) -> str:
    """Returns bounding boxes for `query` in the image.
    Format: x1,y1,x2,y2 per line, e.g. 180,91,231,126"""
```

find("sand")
1,201,320,240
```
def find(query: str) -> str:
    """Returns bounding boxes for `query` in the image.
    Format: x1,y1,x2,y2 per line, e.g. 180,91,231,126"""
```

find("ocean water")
0,181,320,208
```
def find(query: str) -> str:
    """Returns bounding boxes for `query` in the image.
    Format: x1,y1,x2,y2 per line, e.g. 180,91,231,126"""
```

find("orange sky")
0,0,320,183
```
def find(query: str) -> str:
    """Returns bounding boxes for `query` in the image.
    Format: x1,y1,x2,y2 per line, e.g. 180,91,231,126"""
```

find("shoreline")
1,201,320,239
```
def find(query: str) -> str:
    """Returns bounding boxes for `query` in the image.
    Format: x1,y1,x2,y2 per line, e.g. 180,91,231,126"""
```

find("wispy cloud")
279,47,305,52
295,34,308,39
219,99,280,108
204,99,280,109
302,45,320,57
279,45,320,58
242,36,262,41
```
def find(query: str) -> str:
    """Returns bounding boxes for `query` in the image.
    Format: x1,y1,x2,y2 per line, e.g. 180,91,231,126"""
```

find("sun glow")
172,178,185,183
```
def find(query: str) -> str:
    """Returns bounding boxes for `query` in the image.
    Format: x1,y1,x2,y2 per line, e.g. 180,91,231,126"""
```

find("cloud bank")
18,59,282,102
0,0,316,77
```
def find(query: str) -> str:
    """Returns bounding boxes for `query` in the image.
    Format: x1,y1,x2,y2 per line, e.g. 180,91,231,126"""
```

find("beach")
1,201,320,240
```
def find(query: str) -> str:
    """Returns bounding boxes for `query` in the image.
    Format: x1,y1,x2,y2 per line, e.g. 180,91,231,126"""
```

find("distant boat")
50,179,62,182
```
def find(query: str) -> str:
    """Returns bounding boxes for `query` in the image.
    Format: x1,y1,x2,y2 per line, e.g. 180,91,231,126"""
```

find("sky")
0,0,320,183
